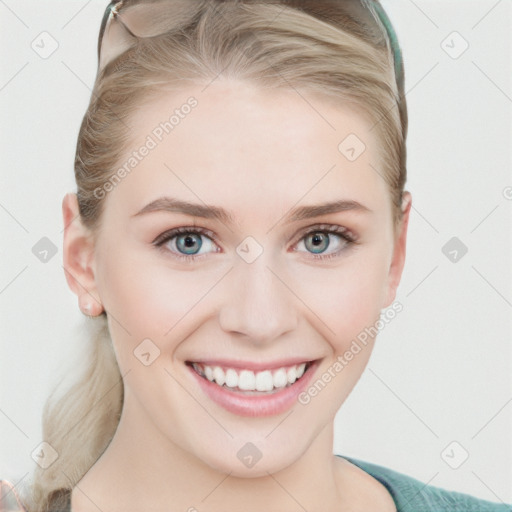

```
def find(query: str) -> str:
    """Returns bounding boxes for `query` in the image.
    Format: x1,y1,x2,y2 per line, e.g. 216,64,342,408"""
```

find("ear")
382,191,412,308
62,192,103,315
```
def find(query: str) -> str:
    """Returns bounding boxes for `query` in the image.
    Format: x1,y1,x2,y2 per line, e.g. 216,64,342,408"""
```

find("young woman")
1,1,510,511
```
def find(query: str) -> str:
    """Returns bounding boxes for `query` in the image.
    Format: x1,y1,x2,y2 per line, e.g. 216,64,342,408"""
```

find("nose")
218,255,299,345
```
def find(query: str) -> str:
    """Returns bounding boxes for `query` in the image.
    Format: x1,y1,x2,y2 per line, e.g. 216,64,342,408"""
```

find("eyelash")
152,224,357,263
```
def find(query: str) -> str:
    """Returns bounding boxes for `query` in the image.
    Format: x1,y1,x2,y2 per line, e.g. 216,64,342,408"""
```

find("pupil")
307,232,328,254
177,234,202,254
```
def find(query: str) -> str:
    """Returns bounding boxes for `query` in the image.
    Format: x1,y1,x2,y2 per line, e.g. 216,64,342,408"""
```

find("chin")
200,446,302,479
177,425,310,478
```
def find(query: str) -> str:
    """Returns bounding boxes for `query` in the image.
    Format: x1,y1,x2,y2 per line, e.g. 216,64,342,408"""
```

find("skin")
63,78,411,512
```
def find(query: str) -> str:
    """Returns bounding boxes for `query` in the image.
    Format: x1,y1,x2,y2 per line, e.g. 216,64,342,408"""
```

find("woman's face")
74,79,410,476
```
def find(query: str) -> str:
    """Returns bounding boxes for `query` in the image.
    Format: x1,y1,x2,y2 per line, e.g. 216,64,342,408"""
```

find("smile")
190,361,310,394
186,359,319,416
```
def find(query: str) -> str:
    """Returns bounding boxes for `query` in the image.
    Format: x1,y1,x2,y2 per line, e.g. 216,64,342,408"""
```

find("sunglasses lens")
99,0,206,71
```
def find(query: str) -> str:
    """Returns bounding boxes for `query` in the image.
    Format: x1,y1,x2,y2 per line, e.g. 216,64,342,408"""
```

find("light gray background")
1,0,511,504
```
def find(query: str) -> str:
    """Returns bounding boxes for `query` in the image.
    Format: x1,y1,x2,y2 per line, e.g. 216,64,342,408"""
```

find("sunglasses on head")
97,0,404,102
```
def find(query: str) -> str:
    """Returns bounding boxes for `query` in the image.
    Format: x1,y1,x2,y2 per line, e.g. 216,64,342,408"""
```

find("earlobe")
383,191,412,309
62,192,104,316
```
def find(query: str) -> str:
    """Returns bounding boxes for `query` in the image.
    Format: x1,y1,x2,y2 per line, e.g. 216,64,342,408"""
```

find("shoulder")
337,455,512,512
0,480,29,512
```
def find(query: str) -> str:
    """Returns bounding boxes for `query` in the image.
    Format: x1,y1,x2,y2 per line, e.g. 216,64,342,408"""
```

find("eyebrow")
132,196,372,224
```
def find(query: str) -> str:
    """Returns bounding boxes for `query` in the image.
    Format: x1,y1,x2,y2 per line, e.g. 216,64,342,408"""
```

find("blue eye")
153,224,356,262
305,232,330,253
153,227,219,261
176,232,202,255
294,225,356,260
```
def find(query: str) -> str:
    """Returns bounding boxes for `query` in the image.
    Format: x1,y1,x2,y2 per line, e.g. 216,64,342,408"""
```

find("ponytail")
26,316,123,512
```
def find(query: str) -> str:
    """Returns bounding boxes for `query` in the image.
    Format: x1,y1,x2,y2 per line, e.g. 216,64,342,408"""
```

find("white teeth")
287,366,297,384
273,368,288,388
204,365,214,381
238,370,256,390
213,366,225,386
225,368,238,388
255,370,273,392
192,362,310,392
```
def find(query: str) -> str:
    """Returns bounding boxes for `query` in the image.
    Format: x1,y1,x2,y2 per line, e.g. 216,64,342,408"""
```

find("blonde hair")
27,1,407,509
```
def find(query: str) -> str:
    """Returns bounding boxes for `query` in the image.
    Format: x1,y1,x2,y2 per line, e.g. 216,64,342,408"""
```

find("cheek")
295,249,389,350
96,248,229,352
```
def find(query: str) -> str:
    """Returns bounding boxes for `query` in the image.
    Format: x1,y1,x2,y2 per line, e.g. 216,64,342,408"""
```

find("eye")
153,227,219,262
293,224,357,260
153,223,357,262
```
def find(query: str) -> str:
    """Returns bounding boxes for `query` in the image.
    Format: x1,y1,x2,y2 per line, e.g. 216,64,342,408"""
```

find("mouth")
187,360,313,395
185,359,319,416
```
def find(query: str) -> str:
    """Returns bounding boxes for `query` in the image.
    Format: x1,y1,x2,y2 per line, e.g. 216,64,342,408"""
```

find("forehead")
109,79,390,221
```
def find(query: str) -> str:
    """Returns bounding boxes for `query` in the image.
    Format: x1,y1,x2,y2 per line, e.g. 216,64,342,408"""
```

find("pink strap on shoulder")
0,480,29,512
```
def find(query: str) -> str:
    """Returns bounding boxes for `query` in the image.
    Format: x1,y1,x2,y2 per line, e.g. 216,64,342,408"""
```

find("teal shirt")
1,456,511,511
342,455,512,511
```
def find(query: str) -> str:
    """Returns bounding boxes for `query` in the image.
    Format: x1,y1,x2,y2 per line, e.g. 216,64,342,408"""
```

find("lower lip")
187,362,318,417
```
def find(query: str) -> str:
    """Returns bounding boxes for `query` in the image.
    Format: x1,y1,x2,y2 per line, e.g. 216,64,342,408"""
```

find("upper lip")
186,357,319,372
